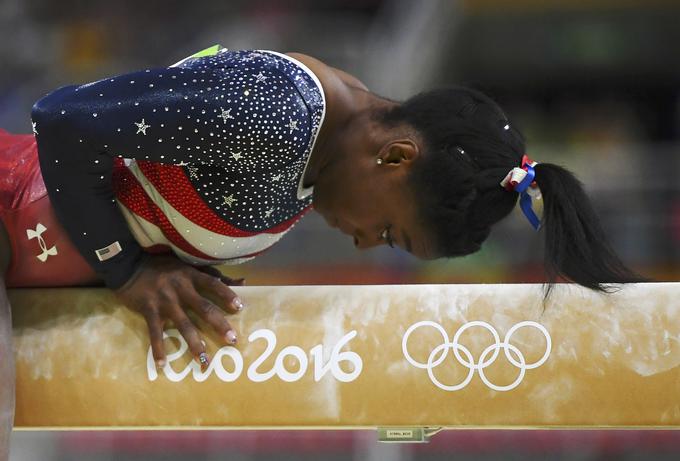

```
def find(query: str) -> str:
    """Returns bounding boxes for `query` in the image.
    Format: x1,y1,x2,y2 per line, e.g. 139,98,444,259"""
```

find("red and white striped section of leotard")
112,158,311,266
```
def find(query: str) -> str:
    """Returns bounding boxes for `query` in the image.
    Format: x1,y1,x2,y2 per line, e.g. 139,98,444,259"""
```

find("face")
312,138,436,260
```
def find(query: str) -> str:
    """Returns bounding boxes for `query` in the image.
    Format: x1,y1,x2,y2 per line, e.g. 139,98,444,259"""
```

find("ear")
378,138,419,165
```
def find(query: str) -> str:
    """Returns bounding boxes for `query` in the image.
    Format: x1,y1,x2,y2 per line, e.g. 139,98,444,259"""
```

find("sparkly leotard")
30,47,326,289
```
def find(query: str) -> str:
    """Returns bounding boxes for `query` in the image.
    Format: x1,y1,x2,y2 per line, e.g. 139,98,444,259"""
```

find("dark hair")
378,86,645,293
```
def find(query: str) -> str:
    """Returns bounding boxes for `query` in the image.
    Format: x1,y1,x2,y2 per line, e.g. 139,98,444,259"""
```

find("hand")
113,253,245,370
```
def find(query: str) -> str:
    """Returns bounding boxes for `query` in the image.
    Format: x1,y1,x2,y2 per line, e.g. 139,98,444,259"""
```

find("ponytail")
534,163,646,292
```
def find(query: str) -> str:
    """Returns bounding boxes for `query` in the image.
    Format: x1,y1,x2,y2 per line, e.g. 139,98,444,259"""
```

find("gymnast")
0,46,642,457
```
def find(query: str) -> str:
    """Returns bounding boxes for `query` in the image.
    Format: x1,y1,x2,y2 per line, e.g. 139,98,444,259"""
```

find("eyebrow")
401,229,412,253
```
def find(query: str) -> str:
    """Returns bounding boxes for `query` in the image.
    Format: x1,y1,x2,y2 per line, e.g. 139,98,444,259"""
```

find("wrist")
113,252,151,293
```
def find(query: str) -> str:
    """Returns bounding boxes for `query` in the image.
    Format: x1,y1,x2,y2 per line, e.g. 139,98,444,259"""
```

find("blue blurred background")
3,0,680,459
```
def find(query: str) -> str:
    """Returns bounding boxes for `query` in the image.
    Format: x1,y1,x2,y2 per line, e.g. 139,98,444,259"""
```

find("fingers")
182,289,238,346
143,308,166,369
171,309,210,370
192,270,244,314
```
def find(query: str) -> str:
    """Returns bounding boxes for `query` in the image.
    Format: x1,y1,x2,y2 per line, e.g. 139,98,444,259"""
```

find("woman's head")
312,85,644,291
310,94,437,259
379,87,525,258
312,86,523,260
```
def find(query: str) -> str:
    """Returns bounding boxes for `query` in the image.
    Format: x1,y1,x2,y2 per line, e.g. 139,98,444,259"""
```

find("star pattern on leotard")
242,52,263,63
287,119,299,134
155,50,324,231
217,107,234,124
222,194,237,207
135,119,150,135
185,164,199,180
32,121,38,135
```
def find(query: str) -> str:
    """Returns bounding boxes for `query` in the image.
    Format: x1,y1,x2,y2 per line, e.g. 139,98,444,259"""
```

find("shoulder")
284,52,369,93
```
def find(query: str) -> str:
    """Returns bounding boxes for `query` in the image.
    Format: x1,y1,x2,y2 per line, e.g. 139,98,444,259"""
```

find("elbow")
30,85,79,134
31,91,57,126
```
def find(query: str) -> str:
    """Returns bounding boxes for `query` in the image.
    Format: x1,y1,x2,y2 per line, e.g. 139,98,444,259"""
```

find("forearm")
30,82,150,289
0,276,15,461
33,128,144,289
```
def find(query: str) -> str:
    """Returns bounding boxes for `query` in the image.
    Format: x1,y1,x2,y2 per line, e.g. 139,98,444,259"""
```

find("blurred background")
3,0,679,459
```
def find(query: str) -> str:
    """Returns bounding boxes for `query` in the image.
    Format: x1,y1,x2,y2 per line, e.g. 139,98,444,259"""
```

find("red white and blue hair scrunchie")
500,155,542,230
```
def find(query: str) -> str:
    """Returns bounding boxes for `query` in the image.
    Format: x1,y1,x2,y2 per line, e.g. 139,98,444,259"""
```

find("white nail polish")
226,330,237,344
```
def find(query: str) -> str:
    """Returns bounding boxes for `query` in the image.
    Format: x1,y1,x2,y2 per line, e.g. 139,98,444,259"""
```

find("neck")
303,89,396,188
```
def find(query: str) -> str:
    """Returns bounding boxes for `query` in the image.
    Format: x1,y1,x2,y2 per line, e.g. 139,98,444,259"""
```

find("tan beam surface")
8,283,680,429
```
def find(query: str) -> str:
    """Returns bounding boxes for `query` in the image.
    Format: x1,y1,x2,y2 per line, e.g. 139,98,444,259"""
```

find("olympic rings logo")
402,320,551,392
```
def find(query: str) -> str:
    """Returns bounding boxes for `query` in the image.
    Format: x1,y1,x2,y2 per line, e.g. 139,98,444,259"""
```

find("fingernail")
233,297,244,311
200,339,206,347
226,330,238,345
199,352,210,370
156,359,166,369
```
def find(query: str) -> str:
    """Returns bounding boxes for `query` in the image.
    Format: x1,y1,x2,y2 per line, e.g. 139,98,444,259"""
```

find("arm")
31,51,313,369
31,68,197,289
31,64,251,368
31,64,264,288
32,58,308,288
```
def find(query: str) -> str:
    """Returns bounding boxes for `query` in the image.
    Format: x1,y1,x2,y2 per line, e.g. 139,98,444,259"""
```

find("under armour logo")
26,223,58,262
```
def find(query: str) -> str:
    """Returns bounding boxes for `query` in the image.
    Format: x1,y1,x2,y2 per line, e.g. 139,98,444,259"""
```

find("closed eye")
380,225,394,248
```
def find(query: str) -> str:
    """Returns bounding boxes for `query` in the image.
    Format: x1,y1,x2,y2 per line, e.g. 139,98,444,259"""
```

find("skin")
0,54,437,428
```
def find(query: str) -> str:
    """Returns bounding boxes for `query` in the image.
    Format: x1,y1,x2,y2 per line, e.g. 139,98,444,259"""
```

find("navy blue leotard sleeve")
31,50,314,289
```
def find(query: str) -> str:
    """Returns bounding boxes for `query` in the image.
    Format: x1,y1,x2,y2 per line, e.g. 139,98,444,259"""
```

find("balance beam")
8,283,680,432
